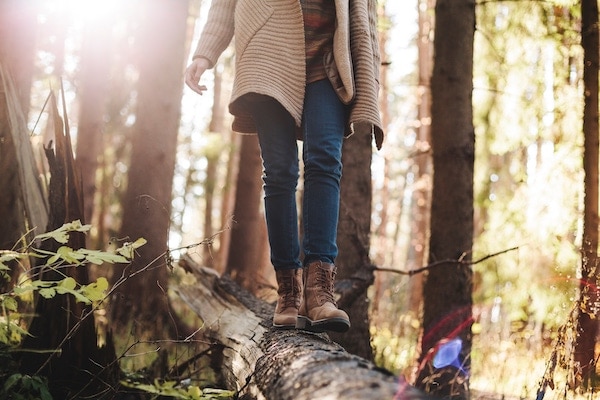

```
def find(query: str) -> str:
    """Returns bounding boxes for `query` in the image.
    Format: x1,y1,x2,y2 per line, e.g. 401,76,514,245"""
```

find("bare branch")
374,245,520,276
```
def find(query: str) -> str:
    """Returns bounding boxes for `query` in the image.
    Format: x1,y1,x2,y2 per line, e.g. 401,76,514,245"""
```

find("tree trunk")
0,64,48,289
371,0,391,327
331,132,374,360
406,0,435,319
175,255,429,400
225,135,273,295
75,11,112,226
111,0,190,338
574,0,600,388
0,0,36,116
0,0,41,260
203,68,225,270
218,130,241,274
19,93,119,399
40,2,67,79
415,0,475,398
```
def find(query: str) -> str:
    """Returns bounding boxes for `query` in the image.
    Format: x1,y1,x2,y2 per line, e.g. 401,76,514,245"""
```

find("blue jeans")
246,79,346,271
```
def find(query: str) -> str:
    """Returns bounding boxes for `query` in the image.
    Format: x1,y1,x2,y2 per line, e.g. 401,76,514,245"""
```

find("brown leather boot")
296,260,350,333
273,268,303,329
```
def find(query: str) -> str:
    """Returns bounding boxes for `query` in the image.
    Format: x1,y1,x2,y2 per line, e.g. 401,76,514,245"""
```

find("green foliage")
371,325,419,376
0,221,145,399
0,373,52,400
0,251,27,280
12,276,109,305
473,0,582,331
121,378,234,400
0,220,146,345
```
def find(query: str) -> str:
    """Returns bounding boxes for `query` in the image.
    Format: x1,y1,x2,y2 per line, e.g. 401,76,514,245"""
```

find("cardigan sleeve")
192,0,236,68
367,0,381,85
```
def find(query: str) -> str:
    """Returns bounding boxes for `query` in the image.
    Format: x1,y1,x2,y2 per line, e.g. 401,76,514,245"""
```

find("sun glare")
65,0,119,18
37,0,127,28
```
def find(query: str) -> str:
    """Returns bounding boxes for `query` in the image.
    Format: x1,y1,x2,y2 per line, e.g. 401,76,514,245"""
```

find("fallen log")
175,256,429,400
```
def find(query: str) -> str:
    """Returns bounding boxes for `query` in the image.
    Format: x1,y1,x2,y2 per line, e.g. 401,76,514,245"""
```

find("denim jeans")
246,79,346,271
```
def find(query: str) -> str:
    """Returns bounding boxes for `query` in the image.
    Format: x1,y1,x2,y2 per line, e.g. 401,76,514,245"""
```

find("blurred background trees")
0,0,598,398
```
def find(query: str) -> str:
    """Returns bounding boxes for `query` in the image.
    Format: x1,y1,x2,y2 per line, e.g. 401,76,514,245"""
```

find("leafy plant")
0,220,145,399
120,379,235,400
0,373,52,400
0,220,146,345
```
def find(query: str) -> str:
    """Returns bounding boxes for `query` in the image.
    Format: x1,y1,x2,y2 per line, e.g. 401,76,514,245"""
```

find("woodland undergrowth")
0,221,234,400
371,303,600,400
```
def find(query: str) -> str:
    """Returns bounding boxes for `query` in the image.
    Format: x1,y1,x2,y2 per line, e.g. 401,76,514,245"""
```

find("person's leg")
296,79,350,333
247,97,302,271
301,79,345,264
245,96,302,328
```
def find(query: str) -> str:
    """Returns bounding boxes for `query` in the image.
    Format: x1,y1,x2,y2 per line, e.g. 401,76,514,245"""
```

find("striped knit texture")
192,0,384,149
348,0,383,149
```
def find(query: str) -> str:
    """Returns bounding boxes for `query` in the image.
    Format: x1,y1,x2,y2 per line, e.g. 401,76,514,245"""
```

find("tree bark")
332,132,375,360
0,0,36,116
111,0,190,338
416,0,475,398
0,0,42,259
0,64,48,289
370,0,390,327
406,0,435,319
225,135,273,295
175,255,429,400
75,11,112,226
19,93,119,399
574,0,600,388
203,68,225,270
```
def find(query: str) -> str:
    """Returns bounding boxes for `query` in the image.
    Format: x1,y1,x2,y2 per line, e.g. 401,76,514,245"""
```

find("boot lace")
279,277,300,309
316,266,336,305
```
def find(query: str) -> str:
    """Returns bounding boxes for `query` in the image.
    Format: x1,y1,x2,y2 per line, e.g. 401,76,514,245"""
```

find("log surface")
175,257,427,400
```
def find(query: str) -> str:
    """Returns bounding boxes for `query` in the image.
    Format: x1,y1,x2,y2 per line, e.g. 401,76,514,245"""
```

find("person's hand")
185,57,210,95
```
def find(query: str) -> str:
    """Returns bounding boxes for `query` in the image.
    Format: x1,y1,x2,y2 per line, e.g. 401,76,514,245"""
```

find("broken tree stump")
175,256,429,400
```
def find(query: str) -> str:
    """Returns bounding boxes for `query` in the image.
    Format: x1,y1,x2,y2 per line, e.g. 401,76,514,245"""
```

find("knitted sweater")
192,0,384,149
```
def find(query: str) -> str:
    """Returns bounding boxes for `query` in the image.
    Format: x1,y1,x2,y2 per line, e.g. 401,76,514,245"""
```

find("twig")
374,245,520,276
33,230,223,380
168,347,214,378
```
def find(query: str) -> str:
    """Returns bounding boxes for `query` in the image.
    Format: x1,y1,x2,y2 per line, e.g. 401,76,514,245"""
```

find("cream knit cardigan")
193,0,384,149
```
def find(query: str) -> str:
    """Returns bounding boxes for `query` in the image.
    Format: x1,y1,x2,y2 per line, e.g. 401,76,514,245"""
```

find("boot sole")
296,316,350,333
272,322,297,330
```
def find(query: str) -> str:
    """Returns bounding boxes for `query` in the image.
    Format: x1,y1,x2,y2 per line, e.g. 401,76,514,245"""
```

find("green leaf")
47,253,60,265
0,251,25,271
2,295,18,311
3,373,22,391
80,249,129,264
116,238,147,259
65,220,93,233
5,321,31,341
40,385,53,400
12,279,53,297
59,277,77,291
34,220,92,244
32,280,56,289
48,246,86,265
202,388,236,399
38,287,56,299
54,279,91,304
81,277,109,301
35,227,70,244
187,386,202,399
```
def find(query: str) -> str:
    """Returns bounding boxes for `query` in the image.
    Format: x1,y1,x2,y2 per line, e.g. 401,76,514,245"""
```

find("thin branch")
30,220,228,377
374,245,520,276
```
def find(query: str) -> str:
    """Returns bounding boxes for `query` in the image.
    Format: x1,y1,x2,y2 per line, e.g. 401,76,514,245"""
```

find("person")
184,0,384,333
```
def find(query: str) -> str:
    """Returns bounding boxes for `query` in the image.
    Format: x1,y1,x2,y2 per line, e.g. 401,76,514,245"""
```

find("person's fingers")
185,68,204,94
185,59,209,95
